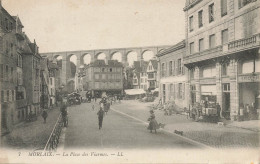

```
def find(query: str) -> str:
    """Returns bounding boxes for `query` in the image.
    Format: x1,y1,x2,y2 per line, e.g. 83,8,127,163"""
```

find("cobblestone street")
111,100,260,148
1,108,60,150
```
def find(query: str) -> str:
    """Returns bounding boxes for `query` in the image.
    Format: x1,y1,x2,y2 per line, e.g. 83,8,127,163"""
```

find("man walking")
41,109,48,123
97,105,105,130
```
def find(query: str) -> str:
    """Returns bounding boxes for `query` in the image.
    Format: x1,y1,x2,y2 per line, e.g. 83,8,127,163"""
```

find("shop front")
238,73,260,120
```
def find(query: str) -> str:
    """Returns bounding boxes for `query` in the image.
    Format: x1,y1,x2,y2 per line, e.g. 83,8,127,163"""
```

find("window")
161,63,165,77
190,68,195,79
10,22,13,30
221,0,228,16
11,67,13,82
177,59,182,75
238,0,257,9
209,3,214,23
1,90,4,102
199,38,204,52
173,61,175,75
95,74,99,79
222,62,230,76
198,10,203,27
0,64,3,80
169,61,173,76
12,90,15,101
241,59,260,74
5,18,8,30
209,34,216,48
190,42,194,54
7,90,9,102
178,83,183,99
222,29,228,44
110,68,112,72
5,65,8,81
189,16,194,32
223,83,230,92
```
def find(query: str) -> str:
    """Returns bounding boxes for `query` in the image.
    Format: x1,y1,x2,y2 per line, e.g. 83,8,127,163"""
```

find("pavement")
57,100,204,150
110,100,259,148
1,107,60,150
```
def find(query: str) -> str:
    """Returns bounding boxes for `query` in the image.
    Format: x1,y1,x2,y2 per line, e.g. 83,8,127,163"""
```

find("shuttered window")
221,0,228,16
209,34,216,48
199,38,204,52
222,29,228,44
209,3,214,23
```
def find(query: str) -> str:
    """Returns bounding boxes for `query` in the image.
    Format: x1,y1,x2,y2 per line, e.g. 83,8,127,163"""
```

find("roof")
12,16,24,28
133,61,149,73
150,60,158,70
156,40,186,57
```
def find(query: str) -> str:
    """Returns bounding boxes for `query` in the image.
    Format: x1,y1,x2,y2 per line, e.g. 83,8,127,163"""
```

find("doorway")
222,83,230,119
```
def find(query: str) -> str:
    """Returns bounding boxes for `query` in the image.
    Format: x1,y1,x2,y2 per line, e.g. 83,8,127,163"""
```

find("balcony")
223,33,260,54
184,46,223,65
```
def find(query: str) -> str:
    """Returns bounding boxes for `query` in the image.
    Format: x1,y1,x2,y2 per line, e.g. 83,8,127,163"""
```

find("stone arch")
126,51,138,67
67,54,77,79
80,53,92,65
110,51,122,62
142,50,155,61
95,52,106,60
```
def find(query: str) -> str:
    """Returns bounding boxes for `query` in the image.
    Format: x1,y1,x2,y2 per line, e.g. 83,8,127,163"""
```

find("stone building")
132,60,149,90
40,57,50,109
14,16,28,124
146,59,158,91
0,4,17,134
183,0,260,120
157,40,188,109
23,38,42,117
48,62,59,106
84,60,123,97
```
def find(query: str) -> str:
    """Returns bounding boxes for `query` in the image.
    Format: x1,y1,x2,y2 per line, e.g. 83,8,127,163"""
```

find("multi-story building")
48,61,59,106
84,60,123,97
146,59,158,91
157,40,188,109
183,0,260,120
132,60,149,90
14,16,28,124
40,57,50,109
23,38,42,116
0,4,17,134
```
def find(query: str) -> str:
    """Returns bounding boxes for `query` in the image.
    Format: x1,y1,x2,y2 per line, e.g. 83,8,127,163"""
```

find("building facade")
0,5,17,134
132,60,149,90
183,0,260,120
146,60,158,90
84,60,123,97
157,40,188,109
23,39,42,117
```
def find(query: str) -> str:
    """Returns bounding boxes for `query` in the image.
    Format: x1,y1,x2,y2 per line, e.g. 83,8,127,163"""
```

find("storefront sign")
238,74,260,82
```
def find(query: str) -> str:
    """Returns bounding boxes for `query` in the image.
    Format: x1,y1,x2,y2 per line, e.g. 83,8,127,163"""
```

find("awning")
124,89,146,95
151,88,159,92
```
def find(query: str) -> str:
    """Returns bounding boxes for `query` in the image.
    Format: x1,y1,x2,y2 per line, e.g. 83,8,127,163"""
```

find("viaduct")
41,45,170,88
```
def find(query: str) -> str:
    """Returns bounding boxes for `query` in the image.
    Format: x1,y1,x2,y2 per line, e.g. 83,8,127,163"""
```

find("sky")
3,0,186,54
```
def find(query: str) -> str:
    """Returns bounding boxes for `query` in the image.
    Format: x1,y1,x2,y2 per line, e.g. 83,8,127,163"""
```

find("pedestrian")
216,103,221,119
92,104,95,111
97,105,105,130
147,110,159,133
41,109,48,123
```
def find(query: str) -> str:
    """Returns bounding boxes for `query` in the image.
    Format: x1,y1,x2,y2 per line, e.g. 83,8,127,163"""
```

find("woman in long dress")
147,110,159,133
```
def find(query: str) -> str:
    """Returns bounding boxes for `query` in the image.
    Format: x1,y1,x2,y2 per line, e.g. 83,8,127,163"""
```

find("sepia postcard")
0,0,259,163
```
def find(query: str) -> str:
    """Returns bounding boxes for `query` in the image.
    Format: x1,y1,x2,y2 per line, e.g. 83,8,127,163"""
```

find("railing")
44,113,63,151
228,34,259,50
